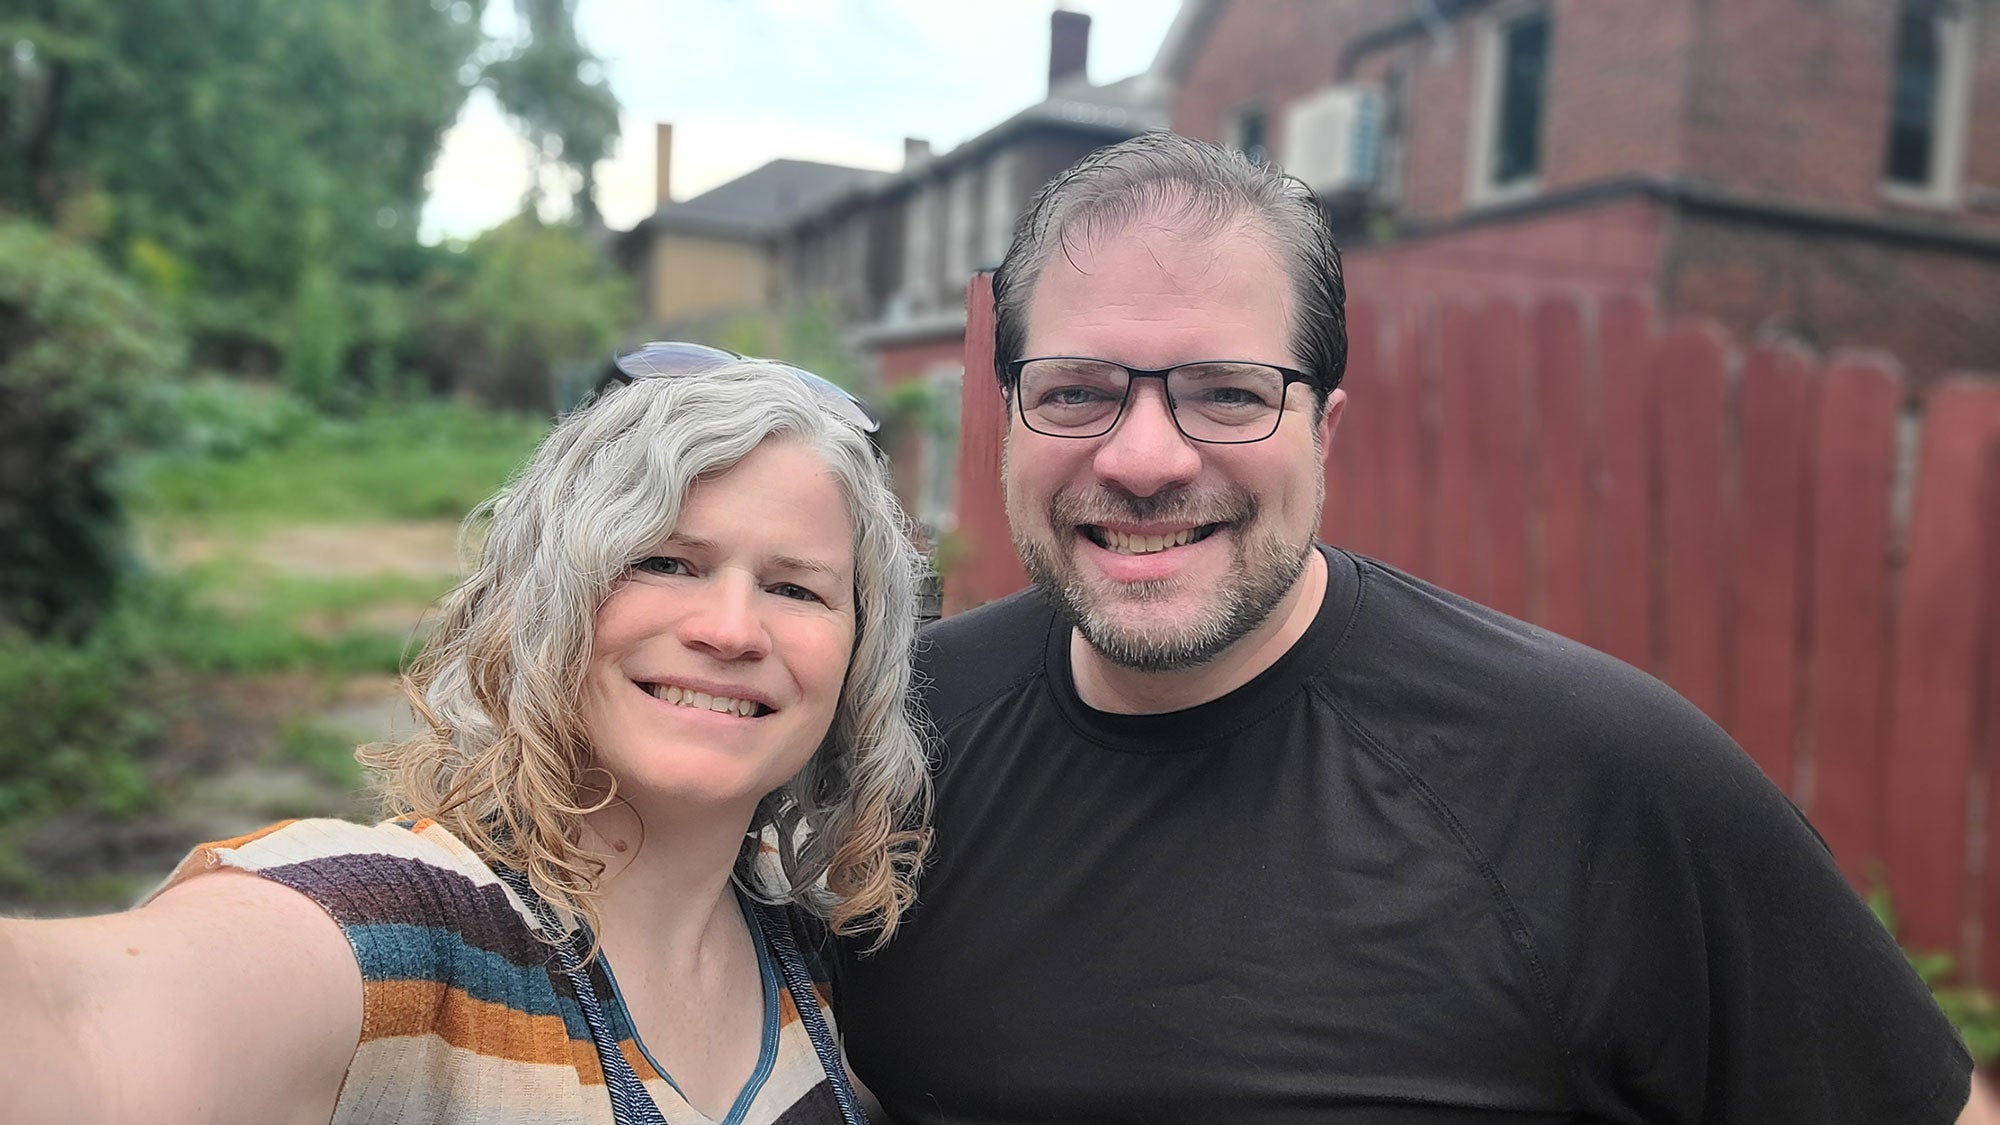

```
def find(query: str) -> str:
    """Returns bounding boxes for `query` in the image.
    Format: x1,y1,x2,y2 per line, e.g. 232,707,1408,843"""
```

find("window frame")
1881,0,1978,209
1228,102,1271,165
1466,0,1553,208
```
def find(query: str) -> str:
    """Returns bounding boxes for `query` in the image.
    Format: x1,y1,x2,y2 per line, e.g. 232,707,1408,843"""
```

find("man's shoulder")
916,585,1058,731
1338,555,1739,787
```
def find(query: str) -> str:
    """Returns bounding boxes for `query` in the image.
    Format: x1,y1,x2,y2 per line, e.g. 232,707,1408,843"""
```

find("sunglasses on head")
611,341,882,435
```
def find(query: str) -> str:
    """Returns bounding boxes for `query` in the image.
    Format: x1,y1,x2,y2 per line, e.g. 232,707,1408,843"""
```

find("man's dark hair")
990,130,1347,406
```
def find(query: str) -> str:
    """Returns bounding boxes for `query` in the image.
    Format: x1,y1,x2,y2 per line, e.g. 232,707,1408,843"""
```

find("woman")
1,359,931,1124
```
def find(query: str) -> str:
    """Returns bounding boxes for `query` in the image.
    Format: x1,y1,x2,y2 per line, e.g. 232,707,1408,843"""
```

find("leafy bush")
143,375,319,462
0,616,165,821
1870,887,2000,1064
0,219,186,639
418,217,630,411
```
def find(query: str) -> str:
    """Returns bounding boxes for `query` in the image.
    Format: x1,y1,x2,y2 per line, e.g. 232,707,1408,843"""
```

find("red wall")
1344,195,1666,308
875,334,964,386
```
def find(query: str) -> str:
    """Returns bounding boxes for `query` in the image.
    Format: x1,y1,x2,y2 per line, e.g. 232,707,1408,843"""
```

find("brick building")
1159,0,2000,392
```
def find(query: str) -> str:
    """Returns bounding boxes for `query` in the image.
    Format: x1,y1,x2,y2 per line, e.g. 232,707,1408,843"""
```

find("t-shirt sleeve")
1519,683,1974,1123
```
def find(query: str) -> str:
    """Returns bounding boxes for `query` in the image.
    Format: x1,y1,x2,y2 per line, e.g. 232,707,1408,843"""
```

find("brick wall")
1662,209,2000,396
1174,0,2000,231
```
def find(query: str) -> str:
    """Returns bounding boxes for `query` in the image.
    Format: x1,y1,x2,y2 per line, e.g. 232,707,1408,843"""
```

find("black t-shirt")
833,548,1971,1124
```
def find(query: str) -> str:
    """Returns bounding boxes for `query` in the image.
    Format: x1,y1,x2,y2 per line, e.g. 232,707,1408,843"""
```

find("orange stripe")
361,979,606,1084
775,980,833,1028
195,819,300,854
619,1040,662,1082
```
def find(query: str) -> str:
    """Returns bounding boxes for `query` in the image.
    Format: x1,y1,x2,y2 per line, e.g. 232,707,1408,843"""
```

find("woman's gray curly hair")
363,362,932,948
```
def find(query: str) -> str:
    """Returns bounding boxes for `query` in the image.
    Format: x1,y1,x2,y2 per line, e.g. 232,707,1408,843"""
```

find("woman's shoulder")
153,817,553,955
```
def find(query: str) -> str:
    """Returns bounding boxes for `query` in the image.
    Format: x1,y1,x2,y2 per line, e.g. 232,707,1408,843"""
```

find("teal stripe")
346,921,589,1038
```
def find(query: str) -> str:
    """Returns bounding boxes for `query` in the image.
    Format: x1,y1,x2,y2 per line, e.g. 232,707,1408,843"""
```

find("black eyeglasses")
1006,357,1314,444
612,341,882,434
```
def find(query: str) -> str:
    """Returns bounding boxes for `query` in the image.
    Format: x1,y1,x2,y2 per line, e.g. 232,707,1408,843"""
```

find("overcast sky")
419,0,1181,242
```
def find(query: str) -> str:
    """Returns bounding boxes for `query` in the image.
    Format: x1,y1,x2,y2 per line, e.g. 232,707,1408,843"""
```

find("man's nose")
1091,379,1202,497
677,573,771,660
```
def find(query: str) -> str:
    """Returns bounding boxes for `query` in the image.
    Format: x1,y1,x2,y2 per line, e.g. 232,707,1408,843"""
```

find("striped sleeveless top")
158,817,855,1124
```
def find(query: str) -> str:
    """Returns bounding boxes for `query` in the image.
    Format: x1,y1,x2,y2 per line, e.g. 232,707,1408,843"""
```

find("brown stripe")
361,979,605,1085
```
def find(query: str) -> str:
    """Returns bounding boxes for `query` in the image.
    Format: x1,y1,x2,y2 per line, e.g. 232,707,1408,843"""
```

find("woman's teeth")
643,683,762,717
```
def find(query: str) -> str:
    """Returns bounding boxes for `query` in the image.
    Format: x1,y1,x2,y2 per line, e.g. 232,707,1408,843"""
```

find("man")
831,132,1977,1122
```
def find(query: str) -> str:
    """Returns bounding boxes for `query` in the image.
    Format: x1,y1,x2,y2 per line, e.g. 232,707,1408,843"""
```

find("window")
944,169,977,294
1229,104,1269,165
900,187,935,309
981,150,1018,266
1469,3,1551,203
1883,0,1975,204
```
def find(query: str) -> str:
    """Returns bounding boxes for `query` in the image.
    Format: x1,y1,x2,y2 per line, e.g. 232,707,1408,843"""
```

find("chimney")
655,122,674,205
1049,8,1090,93
904,136,933,169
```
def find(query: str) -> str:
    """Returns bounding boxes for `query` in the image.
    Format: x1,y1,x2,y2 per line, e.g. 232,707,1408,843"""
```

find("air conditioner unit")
1283,85,1384,196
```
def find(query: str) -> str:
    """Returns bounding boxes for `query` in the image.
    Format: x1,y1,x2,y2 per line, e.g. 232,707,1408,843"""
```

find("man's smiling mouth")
1081,524,1224,556
638,682,772,717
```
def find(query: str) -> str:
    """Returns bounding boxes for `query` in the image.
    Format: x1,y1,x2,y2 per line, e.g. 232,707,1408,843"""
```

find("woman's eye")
635,556,691,576
771,582,823,604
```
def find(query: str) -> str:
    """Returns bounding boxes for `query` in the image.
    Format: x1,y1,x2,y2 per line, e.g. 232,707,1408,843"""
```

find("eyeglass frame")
1003,356,1318,445
611,340,882,435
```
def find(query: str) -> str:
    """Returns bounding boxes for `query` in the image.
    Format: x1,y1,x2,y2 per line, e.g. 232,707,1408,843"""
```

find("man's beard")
1008,479,1313,674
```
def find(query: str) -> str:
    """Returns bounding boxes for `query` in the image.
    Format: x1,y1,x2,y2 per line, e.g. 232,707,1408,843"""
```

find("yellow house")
617,125,888,336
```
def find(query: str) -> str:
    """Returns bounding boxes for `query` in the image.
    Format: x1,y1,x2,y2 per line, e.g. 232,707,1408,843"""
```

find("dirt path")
3,521,458,917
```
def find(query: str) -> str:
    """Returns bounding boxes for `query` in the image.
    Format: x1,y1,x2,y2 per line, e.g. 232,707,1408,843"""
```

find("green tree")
0,0,482,379
0,219,185,639
480,0,622,226
421,215,630,410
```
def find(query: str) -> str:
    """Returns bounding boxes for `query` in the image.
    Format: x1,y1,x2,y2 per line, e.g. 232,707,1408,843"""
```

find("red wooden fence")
945,281,2000,986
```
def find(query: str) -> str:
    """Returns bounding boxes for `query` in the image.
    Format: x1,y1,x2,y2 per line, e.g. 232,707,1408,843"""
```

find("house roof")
779,71,1171,231
625,159,892,243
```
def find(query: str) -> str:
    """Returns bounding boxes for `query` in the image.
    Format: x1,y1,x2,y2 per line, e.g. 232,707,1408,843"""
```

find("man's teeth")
1099,527,1200,555
643,683,762,717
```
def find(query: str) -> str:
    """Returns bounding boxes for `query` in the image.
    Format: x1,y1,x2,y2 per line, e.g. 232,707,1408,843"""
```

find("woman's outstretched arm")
1,869,362,1124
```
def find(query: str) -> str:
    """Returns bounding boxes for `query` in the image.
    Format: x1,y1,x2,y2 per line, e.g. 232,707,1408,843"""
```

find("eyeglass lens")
1017,359,1290,443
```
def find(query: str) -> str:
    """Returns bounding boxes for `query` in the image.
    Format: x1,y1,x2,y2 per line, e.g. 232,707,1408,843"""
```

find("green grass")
135,398,549,529
146,566,454,675
119,394,543,675
279,716,368,789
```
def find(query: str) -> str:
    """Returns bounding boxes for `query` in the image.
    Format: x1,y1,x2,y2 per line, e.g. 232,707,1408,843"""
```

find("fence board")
944,275,1025,614
1478,302,1533,621
1533,298,1590,643
1436,304,1483,601
1387,310,1434,574
1887,380,2000,959
1976,442,2000,976
1731,343,1816,794
1590,296,1655,670
1980,453,2000,983
1328,301,1382,553
1653,322,1732,724
1804,356,1900,884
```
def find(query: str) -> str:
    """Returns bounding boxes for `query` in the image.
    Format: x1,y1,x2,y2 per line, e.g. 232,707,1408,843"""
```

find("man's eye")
771,582,823,604
1042,386,1114,407
635,556,691,576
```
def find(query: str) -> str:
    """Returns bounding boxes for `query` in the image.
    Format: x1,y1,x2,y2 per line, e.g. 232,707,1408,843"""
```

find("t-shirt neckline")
1039,544,1361,754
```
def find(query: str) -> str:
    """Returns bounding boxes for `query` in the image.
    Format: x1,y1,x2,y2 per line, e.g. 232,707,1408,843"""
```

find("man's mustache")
1047,485,1258,528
